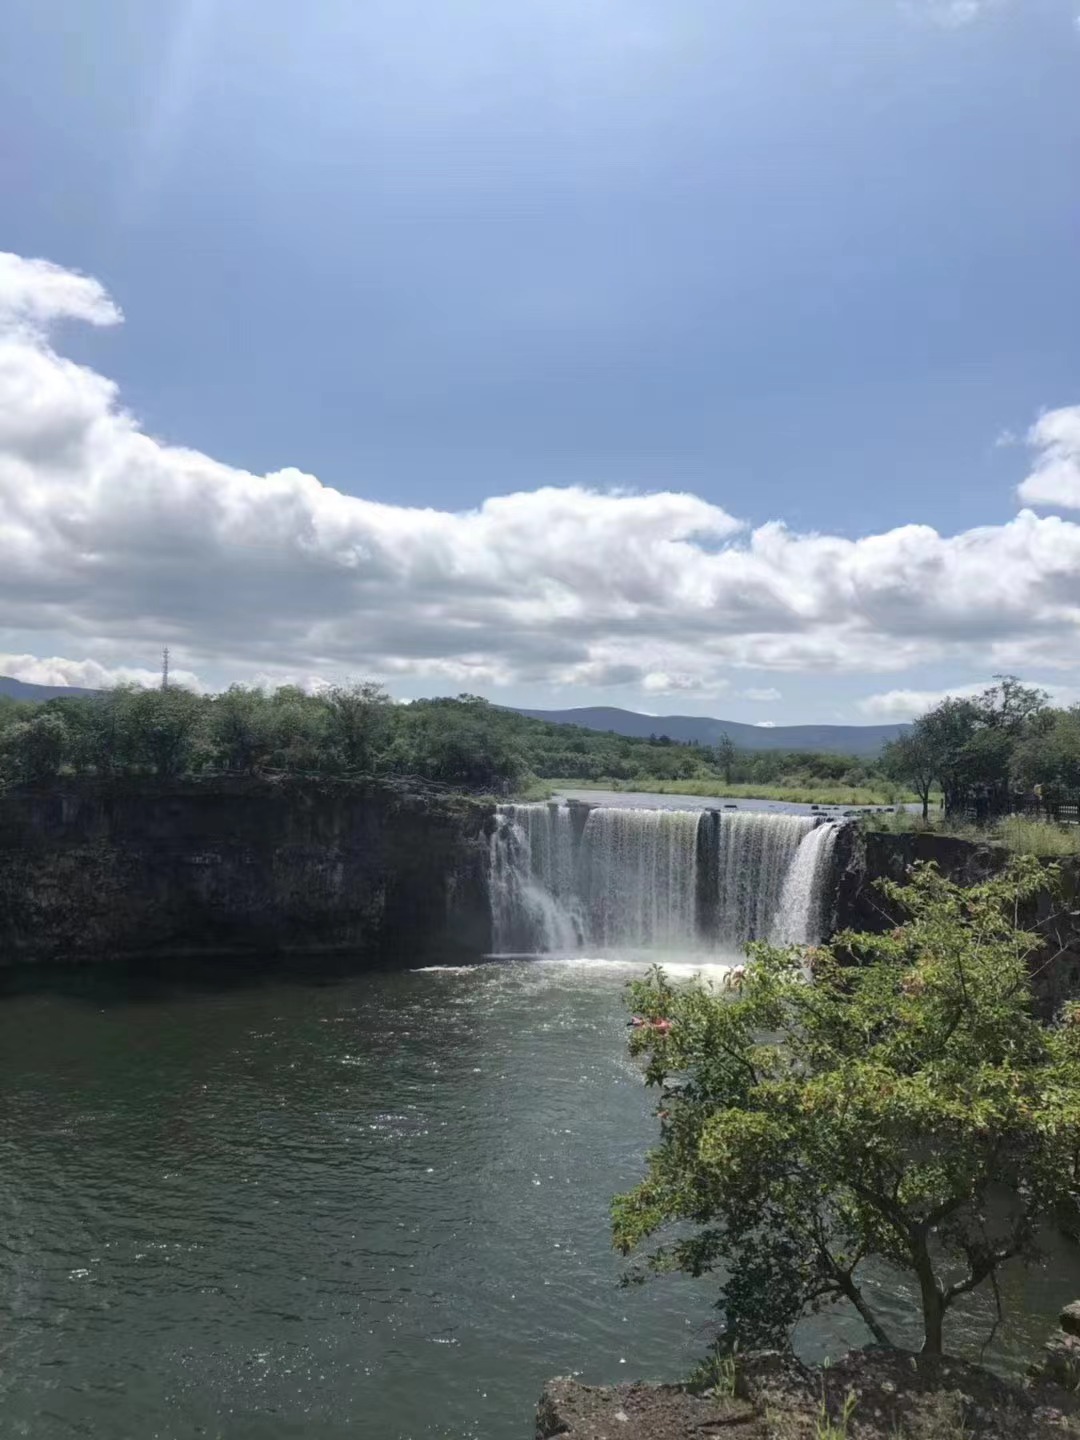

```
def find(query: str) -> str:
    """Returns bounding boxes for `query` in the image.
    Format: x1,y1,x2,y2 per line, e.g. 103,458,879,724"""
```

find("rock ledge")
539,1346,1080,1439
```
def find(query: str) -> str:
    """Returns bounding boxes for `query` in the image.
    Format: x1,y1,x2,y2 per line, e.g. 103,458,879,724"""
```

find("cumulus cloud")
858,680,1080,722
1017,406,1080,511
856,685,988,721
0,252,121,331
0,652,204,692
5,252,1080,700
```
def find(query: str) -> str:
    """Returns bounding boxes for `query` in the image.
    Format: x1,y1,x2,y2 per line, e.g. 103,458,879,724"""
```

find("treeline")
883,675,1080,818
0,683,886,795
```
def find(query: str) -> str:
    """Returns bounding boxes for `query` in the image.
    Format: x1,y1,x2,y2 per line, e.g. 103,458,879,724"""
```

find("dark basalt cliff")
0,777,495,966
829,825,1080,1014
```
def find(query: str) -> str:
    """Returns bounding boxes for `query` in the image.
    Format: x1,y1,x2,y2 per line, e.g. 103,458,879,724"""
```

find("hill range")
1,678,906,756
511,705,906,757
0,676,102,702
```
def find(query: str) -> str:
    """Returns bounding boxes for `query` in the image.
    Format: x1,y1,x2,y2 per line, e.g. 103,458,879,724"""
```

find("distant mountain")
511,705,907,757
0,676,102,702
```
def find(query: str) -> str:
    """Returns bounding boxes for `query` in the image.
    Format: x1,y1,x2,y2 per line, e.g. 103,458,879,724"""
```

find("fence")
949,792,1080,826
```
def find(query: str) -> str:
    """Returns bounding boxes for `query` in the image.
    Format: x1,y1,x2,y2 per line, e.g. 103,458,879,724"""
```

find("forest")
0,683,892,800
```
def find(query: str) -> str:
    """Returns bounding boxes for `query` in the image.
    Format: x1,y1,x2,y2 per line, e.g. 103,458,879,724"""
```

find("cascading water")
707,811,817,948
488,804,581,953
578,807,700,948
771,819,841,946
489,802,842,955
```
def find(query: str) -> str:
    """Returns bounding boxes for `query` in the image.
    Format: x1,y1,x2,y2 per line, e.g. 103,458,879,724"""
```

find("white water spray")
771,820,841,946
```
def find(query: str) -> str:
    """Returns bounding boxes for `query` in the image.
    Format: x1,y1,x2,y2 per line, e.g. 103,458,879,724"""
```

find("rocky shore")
538,1327,1080,1439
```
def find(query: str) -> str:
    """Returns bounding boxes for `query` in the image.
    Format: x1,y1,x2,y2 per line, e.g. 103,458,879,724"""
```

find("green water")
2,956,1079,1438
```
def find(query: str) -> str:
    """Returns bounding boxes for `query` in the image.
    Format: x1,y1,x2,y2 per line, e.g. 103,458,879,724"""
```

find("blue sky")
1,0,1080,723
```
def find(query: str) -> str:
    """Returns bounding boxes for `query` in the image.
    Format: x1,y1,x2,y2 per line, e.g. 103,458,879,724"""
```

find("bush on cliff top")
614,858,1080,1357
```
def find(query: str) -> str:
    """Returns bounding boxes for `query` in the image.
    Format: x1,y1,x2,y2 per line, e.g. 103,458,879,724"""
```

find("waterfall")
579,807,700,948
771,820,841,946
489,803,842,955
707,811,817,948
488,804,581,953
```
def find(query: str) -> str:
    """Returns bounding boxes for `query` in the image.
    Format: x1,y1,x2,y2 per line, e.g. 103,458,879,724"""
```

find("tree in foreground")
613,859,1080,1355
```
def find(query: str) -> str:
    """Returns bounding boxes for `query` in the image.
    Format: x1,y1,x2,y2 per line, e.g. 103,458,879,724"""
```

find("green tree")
0,712,69,782
976,675,1049,734
1011,707,1080,800
913,697,982,813
882,731,936,820
266,686,331,772
207,686,273,773
910,678,1050,816
715,732,737,785
126,687,206,776
323,682,392,772
613,859,1080,1356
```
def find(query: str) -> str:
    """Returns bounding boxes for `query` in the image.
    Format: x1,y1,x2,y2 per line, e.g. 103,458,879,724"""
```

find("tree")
207,686,273,773
913,697,982,814
715,732,737,785
126,687,206,776
0,712,69,782
266,686,330,773
882,731,936,820
1011,707,1080,801
976,675,1049,734
613,859,1080,1356
322,682,392,772
390,699,528,791
908,678,1051,817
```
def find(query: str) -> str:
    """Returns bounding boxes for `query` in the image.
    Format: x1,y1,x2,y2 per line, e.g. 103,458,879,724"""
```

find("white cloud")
905,0,1003,28
0,652,204,692
0,252,121,331
856,684,987,721
755,721,777,728
640,671,730,696
1017,406,1080,511
858,680,1080,722
6,252,1080,700
739,687,781,702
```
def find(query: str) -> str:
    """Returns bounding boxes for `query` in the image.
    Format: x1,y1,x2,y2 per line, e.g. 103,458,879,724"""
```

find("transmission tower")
161,646,170,691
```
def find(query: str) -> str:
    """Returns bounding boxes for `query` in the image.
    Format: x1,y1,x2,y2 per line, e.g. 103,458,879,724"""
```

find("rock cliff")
0,776,494,965
829,825,1080,1016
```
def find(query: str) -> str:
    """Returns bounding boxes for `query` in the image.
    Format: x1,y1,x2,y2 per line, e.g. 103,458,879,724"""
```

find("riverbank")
538,1343,1080,1438
524,777,912,806
868,807,1080,857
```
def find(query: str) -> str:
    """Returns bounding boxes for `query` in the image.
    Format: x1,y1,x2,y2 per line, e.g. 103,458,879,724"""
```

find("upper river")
4,953,1080,1439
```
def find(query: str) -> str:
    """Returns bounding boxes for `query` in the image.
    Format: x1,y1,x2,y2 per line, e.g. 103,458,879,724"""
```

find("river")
3,955,1080,1439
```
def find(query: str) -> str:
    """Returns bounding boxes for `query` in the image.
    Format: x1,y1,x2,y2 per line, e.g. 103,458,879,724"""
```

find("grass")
865,807,1080,858
526,777,912,807
815,1389,857,1440
687,1345,739,1399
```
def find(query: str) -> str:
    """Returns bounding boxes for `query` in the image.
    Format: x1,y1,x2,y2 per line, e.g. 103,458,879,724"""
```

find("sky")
1,0,1079,723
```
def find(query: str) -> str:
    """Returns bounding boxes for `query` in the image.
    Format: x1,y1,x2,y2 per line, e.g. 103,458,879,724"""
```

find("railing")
949,792,1080,826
